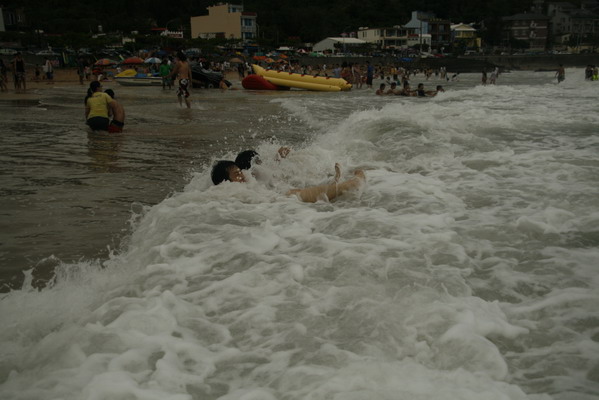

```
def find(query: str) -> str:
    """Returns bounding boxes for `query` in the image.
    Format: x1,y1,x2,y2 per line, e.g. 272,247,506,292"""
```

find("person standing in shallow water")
104,89,125,133
556,64,565,83
84,81,117,131
168,51,192,108
159,58,172,90
11,52,26,92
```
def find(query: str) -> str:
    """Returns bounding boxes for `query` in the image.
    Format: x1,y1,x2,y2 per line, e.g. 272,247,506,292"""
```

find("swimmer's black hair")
235,150,259,170
84,81,102,104
211,160,237,185
105,89,115,98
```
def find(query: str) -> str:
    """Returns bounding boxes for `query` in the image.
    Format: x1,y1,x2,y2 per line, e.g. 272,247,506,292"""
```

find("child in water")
211,150,365,203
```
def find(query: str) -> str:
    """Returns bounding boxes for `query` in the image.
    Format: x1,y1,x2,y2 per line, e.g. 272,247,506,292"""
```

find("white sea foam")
1,71,598,399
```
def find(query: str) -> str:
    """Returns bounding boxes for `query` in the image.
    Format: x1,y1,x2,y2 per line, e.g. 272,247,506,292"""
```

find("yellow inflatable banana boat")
252,64,352,92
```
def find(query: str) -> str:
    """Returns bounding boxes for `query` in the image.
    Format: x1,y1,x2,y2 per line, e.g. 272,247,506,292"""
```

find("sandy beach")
1,67,241,100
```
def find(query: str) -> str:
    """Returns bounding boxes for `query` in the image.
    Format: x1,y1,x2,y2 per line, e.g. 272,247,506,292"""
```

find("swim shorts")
108,120,124,133
87,116,110,131
177,79,190,98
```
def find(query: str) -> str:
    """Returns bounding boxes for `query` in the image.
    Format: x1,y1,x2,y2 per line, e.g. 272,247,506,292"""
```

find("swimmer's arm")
85,105,90,119
108,100,118,116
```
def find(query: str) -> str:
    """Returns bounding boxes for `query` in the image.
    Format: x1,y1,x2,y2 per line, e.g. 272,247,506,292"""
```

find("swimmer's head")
177,51,187,62
211,160,246,185
89,81,102,92
104,89,115,98
379,83,385,89
235,150,261,170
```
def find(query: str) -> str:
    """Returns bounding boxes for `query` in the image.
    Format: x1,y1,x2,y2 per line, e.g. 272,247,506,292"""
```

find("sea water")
1,70,598,399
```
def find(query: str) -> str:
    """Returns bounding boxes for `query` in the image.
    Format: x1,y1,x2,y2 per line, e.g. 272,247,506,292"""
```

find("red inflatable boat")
242,74,290,90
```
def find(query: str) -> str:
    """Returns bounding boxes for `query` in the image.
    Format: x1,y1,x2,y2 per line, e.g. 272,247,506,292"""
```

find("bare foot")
334,163,341,182
278,146,291,159
353,169,365,181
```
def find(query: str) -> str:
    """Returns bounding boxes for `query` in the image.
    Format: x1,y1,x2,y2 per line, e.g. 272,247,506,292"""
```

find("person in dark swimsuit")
12,53,26,91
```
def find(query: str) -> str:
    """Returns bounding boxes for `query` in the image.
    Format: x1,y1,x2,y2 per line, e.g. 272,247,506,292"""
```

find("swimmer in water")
104,89,126,133
211,161,365,203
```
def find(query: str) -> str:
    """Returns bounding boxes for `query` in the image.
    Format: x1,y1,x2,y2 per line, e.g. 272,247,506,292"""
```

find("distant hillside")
13,0,542,44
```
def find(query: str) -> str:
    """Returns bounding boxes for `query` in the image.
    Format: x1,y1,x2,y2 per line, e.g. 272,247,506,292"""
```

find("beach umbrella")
229,57,244,63
123,56,144,64
253,55,266,61
144,57,162,64
95,58,118,66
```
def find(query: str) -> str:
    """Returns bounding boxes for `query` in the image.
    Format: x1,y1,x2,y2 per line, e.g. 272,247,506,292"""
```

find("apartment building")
502,13,549,50
404,11,451,50
190,3,257,41
357,26,419,49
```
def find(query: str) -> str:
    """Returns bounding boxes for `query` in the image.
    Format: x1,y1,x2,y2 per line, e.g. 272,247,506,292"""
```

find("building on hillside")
404,11,451,50
569,8,599,37
544,1,599,47
547,1,577,39
357,26,418,50
190,3,257,41
312,37,367,53
502,13,549,51
0,5,27,32
451,23,480,49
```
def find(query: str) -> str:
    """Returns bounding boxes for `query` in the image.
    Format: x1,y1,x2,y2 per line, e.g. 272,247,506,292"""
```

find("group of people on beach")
0,53,58,92
211,147,365,203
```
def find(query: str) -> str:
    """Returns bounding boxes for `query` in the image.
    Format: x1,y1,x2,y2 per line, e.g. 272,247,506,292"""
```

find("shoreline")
0,69,242,100
1,54,593,101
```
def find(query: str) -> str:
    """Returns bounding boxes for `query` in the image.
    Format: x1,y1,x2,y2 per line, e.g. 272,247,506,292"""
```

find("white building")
358,26,419,49
312,37,367,52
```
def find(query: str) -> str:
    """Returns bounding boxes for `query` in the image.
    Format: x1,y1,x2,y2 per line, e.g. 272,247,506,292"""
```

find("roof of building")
451,23,476,31
324,37,367,44
503,13,549,21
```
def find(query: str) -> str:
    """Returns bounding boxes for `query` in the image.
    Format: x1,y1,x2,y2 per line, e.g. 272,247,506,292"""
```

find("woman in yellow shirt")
84,81,117,131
